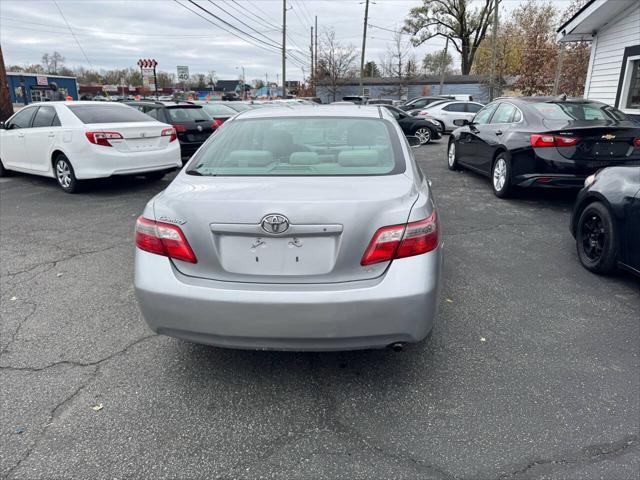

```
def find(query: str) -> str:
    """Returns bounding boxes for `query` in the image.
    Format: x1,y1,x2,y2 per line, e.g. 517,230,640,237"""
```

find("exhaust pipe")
390,342,405,352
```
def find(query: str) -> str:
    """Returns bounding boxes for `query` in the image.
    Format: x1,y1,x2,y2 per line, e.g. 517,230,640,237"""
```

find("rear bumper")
514,173,587,189
179,140,205,158
134,245,443,351
72,142,182,179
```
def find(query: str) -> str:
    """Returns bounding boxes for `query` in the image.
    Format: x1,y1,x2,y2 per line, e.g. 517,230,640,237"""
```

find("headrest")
338,150,380,167
228,150,273,166
289,152,320,165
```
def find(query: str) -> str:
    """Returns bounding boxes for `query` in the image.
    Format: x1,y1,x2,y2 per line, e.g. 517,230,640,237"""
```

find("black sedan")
380,105,442,144
447,98,640,197
570,166,640,276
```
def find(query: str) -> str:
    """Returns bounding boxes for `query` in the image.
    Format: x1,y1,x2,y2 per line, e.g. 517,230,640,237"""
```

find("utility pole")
0,45,13,122
359,0,370,95
439,37,449,95
314,15,318,94
282,0,287,99
265,73,269,98
310,26,314,90
552,43,565,95
489,0,499,100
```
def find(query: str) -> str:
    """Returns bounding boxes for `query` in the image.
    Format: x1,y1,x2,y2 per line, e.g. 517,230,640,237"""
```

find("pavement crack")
0,334,157,372
496,434,638,479
3,367,97,479
0,300,37,356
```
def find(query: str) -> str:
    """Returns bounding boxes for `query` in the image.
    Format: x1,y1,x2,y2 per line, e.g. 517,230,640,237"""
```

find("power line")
174,0,307,69
52,0,94,69
194,0,309,65
226,0,310,61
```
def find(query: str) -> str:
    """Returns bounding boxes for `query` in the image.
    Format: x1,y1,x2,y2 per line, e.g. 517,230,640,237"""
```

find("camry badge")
601,134,616,140
261,214,289,234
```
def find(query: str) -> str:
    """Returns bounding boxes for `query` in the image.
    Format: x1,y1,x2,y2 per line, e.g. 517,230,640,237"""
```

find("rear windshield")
166,107,211,122
67,104,152,124
187,117,404,176
202,104,237,116
531,102,627,121
226,103,251,111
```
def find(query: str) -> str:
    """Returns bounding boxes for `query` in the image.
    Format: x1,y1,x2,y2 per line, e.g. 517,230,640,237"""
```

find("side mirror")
453,119,471,127
407,136,422,148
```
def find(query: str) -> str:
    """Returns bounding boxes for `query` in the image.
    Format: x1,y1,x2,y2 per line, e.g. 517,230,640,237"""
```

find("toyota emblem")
197,125,203,132
260,214,289,234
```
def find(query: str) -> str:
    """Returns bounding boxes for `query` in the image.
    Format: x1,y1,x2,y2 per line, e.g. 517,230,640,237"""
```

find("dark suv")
125,101,215,160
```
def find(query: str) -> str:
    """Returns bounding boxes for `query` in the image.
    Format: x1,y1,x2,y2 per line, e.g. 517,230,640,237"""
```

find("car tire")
0,158,9,177
54,154,81,193
144,171,166,182
576,202,618,274
491,153,512,198
414,127,432,144
447,141,460,171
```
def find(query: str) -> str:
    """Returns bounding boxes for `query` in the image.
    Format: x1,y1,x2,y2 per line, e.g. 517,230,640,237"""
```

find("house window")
624,59,639,109
619,53,640,113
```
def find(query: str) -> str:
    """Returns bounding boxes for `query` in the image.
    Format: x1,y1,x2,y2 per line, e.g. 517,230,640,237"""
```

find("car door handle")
495,130,503,136
17,133,25,138
47,133,56,138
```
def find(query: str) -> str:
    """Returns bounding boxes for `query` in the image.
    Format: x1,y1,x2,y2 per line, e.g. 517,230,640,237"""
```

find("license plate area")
592,142,629,157
214,234,338,276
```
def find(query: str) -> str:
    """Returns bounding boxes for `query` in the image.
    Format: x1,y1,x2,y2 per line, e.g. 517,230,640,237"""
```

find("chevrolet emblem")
601,134,616,140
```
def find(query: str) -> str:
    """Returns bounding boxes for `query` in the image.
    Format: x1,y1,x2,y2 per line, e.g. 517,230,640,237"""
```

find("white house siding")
586,2,640,105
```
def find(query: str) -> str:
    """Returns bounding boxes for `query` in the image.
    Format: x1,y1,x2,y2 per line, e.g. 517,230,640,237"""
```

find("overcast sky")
1,0,573,83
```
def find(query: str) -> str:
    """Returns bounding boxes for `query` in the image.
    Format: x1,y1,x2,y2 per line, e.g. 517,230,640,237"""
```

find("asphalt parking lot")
1,139,638,480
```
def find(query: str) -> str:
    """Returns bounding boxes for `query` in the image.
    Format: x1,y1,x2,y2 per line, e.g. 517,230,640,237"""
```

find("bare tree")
41,51,65,74
379,30,412,98
317,29,357,101
404,0,496,75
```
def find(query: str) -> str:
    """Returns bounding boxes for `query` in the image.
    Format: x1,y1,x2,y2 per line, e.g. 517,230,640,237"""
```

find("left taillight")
361,211,439,266
85,131,123,147
161,127,177,142
530,134,579,148
135,216,197,264
633,137,640,149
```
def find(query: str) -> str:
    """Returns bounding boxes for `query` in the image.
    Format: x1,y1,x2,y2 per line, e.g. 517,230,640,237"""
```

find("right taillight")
211,119,224,129
530,134,579,148
85,131,123,147
633,137,640,149
135,216,197,263
161,127,177,142
361,211,439,266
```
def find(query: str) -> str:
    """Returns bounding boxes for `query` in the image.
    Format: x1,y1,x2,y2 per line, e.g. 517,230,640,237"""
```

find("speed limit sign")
177,66,189,82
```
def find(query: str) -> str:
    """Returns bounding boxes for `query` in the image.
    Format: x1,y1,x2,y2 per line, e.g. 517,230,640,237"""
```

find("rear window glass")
166,107,210,122
187,117,404,177
67,104,152,124
531,102,627,121
226,103,251,111
202,104,237,116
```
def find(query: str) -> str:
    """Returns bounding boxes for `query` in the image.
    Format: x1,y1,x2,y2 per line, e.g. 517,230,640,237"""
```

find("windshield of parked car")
531,102,627,122
67,104,153,123
187,117,404,176
202,104,237,116
166,107,211,122
226,103,252,111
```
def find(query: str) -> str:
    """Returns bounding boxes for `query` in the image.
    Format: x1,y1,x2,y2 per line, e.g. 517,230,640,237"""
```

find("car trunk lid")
542,120,640,164
85,121,171,152
153,174,418,284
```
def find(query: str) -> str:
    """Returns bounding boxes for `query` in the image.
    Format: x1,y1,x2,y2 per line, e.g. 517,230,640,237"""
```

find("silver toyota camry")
134,105,443,351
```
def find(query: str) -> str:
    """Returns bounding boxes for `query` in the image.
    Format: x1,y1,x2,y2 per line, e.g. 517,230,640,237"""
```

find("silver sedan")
134,105,443,351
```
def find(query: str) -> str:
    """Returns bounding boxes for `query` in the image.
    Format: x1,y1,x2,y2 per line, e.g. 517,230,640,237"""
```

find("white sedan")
0,101,182,193
417,101,485,132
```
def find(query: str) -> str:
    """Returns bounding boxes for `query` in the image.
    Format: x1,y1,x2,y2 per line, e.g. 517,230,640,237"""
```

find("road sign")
177,66,190,82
